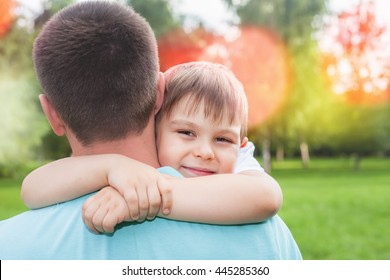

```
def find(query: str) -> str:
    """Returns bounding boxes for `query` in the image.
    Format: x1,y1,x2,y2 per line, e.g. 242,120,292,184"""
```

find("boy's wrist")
105,154,128,185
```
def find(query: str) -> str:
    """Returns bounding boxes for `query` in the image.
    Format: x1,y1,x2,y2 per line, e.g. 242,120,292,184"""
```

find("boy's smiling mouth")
181,166,216,176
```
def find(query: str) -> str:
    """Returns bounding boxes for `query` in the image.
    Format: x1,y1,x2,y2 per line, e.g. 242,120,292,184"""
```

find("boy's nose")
194,142,215,160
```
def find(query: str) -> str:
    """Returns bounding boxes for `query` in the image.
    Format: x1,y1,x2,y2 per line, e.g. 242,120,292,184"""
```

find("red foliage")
322,0,390,104
158,27,219,72
336,1,386,53
158,26,290,127
0,0,14,38
224,26,289,127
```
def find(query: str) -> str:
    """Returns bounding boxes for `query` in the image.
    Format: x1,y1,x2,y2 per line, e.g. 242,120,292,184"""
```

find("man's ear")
154,72,165,115
240,136,248,148
39,94,66,136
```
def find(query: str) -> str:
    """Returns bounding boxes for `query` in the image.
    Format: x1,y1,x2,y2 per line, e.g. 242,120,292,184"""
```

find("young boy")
22,62,282,233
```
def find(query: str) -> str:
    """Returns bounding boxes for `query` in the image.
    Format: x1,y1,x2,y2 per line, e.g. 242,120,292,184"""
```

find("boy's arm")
82,171,282,233
161,171,282,224
21,156,111,208
21,154,172,221
82,171,281,233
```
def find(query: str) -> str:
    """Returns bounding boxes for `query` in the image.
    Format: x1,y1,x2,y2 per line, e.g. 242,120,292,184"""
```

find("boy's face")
156,98,242,177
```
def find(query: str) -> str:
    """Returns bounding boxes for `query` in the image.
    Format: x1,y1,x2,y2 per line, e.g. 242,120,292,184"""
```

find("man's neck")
69,124,160,168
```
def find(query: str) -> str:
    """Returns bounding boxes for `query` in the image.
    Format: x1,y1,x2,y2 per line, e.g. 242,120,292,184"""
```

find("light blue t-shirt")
0,167,301,260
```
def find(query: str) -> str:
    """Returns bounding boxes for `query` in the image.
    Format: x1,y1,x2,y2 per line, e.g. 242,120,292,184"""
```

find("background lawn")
0,177,28,220
272,157,390,260
0,157,389,259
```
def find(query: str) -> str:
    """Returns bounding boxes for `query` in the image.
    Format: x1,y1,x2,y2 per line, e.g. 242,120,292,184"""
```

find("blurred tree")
0,0,77,175
159,27,220,71
0,72,49,176
224,0,328,171
322,1,390,104
0,21,34,72
0,1,49,176
324,103,390,169
0,0,14,37
222,26,290,129
126,0,180,38
320,0,390,165
278,36,332,168
126,0,185,72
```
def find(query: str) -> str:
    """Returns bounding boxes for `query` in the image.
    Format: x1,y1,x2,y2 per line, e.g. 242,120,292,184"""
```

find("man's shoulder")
136,215,301,259
0,195,91,259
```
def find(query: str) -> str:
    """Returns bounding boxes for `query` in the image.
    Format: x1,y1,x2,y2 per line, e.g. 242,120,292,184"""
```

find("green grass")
0,157,389,259
271,157,390,260
0,177,28,219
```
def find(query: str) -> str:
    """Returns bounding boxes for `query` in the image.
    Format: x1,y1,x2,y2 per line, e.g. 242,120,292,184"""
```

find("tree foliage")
127,0,180,38
225,0,325,42
0,73,49,176
0,0,72,175
321,1,390,104
224,0,389,160
223,0,328,168
158,27,217,71
319,0,390,158
0,0,14,37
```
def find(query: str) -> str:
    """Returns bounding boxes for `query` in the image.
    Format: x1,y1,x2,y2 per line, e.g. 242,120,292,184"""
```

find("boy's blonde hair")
157,62,248,140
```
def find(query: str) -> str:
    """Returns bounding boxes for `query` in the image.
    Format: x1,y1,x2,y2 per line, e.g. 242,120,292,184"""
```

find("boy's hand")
82,186,129,234
107,157,172,222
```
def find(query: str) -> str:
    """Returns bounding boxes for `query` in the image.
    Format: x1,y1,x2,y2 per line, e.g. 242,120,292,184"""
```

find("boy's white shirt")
233,141,264,173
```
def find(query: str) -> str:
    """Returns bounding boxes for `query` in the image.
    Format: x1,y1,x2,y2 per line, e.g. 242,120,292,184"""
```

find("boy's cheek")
219,154,239,174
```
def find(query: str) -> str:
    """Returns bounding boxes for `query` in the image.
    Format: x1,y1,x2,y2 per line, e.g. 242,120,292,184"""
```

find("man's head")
33,1,160,146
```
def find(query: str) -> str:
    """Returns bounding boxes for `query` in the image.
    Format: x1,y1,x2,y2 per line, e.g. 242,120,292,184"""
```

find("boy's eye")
216,137,233,143
178,130,195,137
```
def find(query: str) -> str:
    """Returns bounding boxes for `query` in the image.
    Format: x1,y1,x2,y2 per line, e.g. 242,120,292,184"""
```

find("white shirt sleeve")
233,141,264,173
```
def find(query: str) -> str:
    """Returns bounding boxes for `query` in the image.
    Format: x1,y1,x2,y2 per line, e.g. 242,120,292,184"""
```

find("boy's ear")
39,94,66,136
154,72,165,115
240,137,248,148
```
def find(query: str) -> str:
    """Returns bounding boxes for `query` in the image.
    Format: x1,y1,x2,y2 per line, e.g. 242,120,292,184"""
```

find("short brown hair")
157,62,248,139
33,1,159,145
